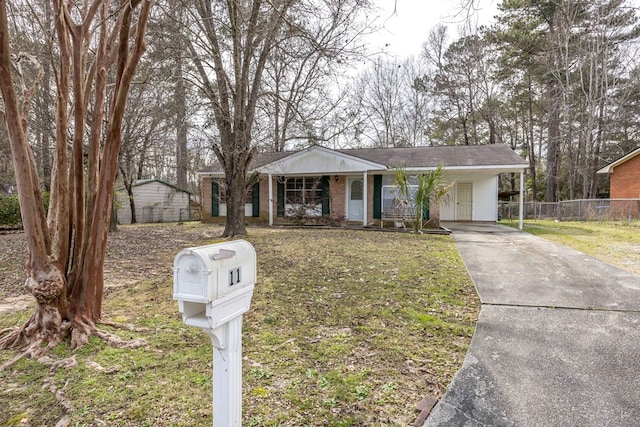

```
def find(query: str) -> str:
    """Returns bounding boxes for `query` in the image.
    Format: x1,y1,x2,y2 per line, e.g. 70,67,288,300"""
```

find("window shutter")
321,176,330,215
211,180,219,217
373,175,382,219
252,182,260,217
277,178,285,217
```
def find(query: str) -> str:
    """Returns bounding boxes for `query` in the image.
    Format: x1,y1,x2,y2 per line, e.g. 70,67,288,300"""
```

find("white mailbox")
173,239,257,427
173,239,256,330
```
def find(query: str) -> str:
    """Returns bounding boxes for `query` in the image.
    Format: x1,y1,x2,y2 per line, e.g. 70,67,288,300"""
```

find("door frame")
346,176,364,221
456,182,473,221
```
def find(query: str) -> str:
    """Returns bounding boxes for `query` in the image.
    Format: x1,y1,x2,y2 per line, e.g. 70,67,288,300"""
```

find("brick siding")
610,154,640,199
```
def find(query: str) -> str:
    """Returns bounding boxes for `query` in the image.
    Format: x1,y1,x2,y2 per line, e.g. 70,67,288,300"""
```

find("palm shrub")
394,164,453,232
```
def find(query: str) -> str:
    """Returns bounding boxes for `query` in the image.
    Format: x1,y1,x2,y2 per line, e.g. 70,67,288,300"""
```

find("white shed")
115,179,191,224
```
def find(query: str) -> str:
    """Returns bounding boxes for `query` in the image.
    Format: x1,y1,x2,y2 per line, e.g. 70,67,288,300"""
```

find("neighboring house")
597,147,640,198
115,179,191,224
200,145,528,227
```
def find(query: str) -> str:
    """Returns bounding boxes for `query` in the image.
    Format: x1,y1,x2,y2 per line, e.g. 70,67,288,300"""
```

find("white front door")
457,183,473,221
348,178,364,221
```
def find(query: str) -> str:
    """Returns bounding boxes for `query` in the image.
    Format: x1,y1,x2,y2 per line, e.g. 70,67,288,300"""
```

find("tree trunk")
221,148,250,237
110,201,118,233
588,98,606,198
174,18,188,190
546,81,561,202
527,74,537,201
0,0,153,358
124,179,137,224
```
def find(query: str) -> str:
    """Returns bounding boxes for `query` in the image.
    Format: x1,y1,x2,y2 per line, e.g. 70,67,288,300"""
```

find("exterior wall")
201,176,216,222
201,172,502,224
330,175,347,219
201,175,268,224
259,176,271,221
610,154,640,199
367,175,374,224
116,181,190,224
439,174,498,222
472,175,499,221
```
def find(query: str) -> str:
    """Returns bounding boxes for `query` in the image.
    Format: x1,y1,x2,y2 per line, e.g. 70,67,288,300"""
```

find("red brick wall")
611,154,640,199
330,176,346,219
259,176,271,221
201,174,372,224
366,175,374,224
201,176,215,222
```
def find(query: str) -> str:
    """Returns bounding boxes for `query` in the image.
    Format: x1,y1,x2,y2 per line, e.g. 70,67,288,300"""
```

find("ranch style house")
199,145,528,228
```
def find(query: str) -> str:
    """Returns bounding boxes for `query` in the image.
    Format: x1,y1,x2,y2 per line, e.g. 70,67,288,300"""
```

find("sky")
368,0,499,58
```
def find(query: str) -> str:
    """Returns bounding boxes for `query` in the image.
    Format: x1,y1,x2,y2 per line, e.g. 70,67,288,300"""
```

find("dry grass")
0,223,478,426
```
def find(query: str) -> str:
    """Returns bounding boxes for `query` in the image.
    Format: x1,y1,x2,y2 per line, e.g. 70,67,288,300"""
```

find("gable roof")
199,144,527,176
254,146,386,174
597,147,640,174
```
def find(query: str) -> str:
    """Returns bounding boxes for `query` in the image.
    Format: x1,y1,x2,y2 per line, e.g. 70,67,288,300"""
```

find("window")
382,185,418,216
350,179,363,201
213,179,227,203
212,179,258,218
284,176,323,217
285,177,322,205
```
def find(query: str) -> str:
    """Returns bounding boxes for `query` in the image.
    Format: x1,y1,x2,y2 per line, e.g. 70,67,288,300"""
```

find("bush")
0,192,49,226
0,194,22,225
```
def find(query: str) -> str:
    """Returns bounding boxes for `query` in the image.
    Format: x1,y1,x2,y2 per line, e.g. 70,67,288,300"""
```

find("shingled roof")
336,144,526,168
199,144,526,174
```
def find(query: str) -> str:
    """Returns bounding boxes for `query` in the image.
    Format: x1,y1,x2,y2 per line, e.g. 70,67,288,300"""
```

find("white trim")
268,173,273,226
346,176,365,222
255,146,386,175
363,171,368,226
400,165,527,173
597,147,640,174
519,170,524,230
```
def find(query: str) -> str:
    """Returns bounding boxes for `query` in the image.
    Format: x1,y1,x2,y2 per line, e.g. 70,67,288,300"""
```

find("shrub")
0,192,50,226
0,194,22,225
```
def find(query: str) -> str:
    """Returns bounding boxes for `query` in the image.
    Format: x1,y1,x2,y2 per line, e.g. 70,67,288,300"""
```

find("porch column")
268,173,273,226
519,169,524,230
362,171,368,227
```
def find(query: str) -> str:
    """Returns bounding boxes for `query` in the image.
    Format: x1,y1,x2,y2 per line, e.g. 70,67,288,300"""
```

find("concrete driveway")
425,223,640,427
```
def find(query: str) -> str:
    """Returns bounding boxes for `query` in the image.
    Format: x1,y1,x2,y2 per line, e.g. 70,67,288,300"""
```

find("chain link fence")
499,199,640,224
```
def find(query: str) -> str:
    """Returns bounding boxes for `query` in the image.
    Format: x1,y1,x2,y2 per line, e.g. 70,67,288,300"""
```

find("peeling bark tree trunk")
0,0,153,359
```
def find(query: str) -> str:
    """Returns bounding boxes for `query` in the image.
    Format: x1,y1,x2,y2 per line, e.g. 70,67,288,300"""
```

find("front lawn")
0,225,478,426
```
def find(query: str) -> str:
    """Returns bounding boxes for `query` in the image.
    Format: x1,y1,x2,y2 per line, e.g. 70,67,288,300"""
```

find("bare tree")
257,0,369,151
185,0,370,236
184,0,295,237
0,0,153,361
356,57,404,147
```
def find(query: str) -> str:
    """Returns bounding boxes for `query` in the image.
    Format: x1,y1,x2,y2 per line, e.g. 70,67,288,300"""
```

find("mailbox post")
173,240,256,426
